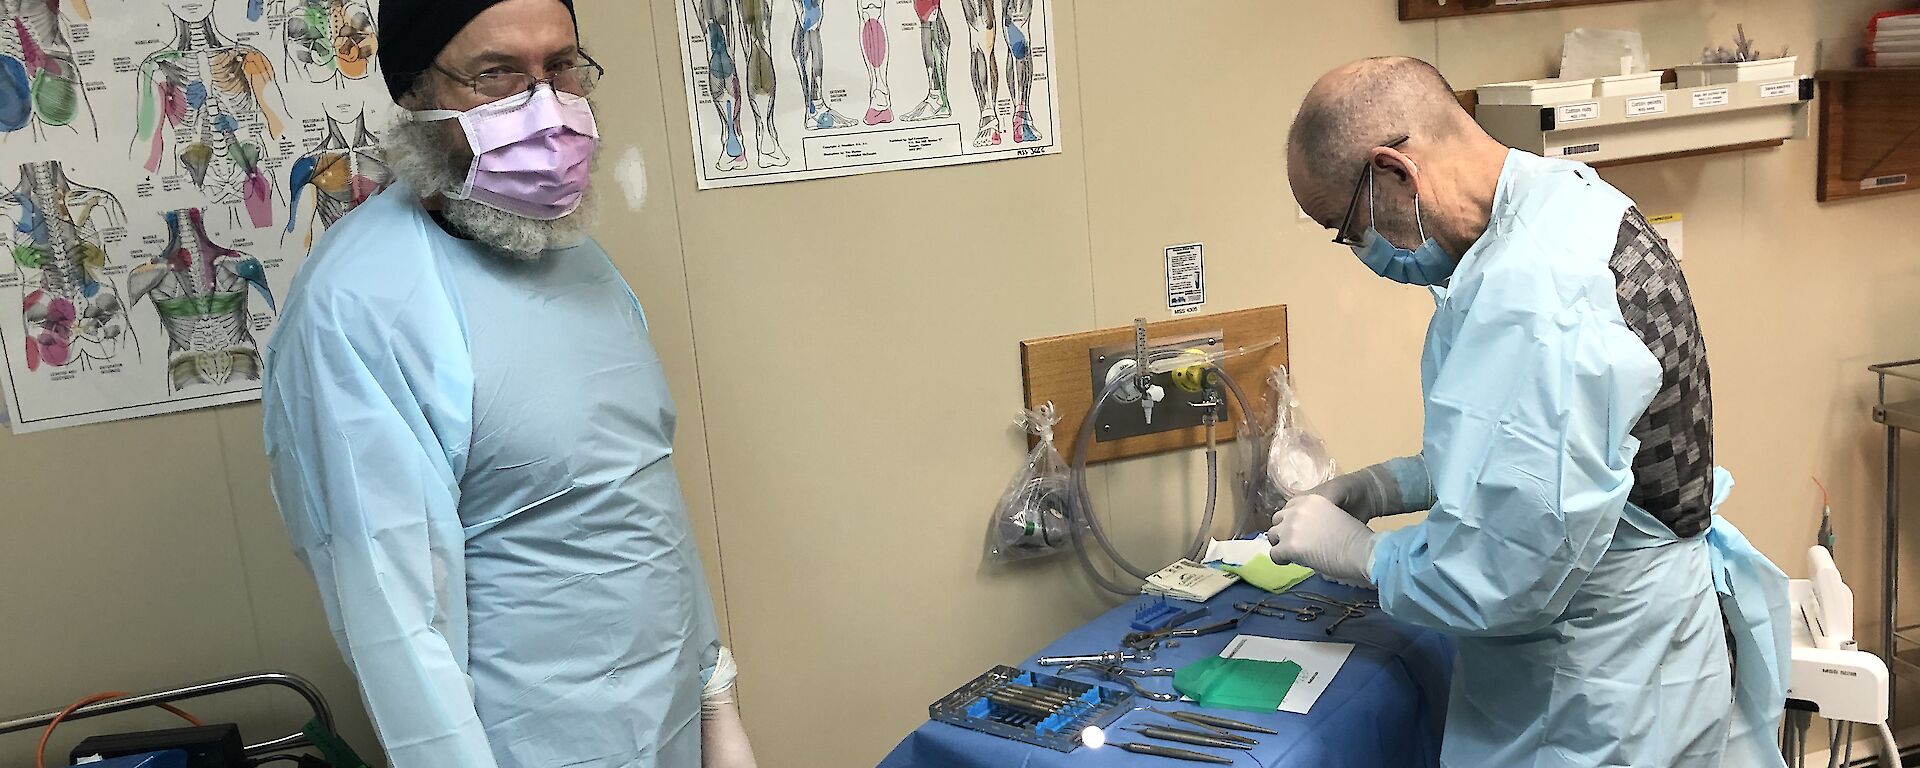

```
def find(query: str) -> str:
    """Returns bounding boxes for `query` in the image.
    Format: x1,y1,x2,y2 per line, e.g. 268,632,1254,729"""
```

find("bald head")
1288,58,1476,224
1287,57,1510,262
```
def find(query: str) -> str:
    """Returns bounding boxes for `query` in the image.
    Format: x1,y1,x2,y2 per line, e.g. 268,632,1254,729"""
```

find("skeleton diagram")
790,0,854,131
4,161,132,373
0,0,98,141
695,0,787,171
128,208,274,394
954,0,1041,147
268,0,376,87
285,107,388,248
132,5,289,230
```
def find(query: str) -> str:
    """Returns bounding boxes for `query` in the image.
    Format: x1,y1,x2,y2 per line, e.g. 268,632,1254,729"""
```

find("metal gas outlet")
1087,330,1225,442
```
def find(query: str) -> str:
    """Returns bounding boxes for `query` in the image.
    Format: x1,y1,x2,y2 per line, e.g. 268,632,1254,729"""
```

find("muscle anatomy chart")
0,0,395,433
5,161,132,373
268,0,374,86
128,207,270,393
133,6,288,229
672,0,1059,189
284,106,385,247
1,0,99,140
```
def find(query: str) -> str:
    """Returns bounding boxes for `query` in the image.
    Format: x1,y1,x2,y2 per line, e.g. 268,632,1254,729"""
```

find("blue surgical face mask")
1351,170,1455,286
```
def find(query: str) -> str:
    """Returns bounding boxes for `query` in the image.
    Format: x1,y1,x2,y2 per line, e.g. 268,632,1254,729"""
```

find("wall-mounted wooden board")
1816,68,1920,202
1401,0,1653,21
1020,306,1288,465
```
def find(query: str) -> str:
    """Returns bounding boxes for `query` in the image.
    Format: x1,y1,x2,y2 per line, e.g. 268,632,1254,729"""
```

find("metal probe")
1129,725,1255,749
1147,708,1279,735
1113,742,1235,764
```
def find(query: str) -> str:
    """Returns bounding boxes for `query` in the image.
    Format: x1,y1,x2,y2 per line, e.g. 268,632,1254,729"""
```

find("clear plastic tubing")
1066,359,1262,596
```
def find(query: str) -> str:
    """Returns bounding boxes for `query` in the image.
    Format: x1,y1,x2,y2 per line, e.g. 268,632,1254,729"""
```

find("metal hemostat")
1122,616,1242,652
1272,591,1379,635
1036,649,1156,666
1234,600,1324,622
1056,661,1179,702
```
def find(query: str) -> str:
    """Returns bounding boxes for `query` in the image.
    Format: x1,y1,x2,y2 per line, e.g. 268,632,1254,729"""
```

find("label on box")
1558,143,1601,157
1625,94,1668,117
1692,88,1731,109
1556,101,1600,123
1759,79,1798,99
1862,174,1910,191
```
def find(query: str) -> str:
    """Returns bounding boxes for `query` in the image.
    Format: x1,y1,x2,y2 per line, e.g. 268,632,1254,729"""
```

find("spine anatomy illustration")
857,0,891,125
7,160,131,372
0,0,97,140
902,0,949,122
791,0,853,130
698,0,786,171
286,109,388,248
133,8,288,230
128,208,274,393
270,0,376,86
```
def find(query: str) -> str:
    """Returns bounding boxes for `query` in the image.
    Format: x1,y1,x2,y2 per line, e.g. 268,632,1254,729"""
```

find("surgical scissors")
1056,661,1179,702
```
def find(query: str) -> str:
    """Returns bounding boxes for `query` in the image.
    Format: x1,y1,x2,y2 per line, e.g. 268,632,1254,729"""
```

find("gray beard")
385,114,598,260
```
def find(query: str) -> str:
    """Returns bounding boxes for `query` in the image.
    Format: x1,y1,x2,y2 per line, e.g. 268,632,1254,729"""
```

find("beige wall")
6,0,1920,765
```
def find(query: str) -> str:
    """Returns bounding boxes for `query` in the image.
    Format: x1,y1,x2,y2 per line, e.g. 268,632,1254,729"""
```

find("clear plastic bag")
989,402,1075,562
1264,365,1337,502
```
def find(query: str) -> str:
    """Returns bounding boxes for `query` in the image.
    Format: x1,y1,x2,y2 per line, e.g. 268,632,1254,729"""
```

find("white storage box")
1476,77,1597,106
1596,72,1664,97
1673,56,1798,88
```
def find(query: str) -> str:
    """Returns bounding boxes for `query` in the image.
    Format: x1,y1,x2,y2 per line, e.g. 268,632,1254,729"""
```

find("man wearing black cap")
261,2,759,766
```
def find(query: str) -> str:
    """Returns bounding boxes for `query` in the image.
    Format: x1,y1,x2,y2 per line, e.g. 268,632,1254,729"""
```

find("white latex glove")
1266,494,1378,587
700,687,758,768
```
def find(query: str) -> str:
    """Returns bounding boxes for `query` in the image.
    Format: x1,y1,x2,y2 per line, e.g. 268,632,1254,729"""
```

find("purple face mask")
413,84,600,221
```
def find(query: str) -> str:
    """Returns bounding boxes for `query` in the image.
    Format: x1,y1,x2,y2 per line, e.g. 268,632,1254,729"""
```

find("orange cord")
35,692,203,768
1814,476,1830,507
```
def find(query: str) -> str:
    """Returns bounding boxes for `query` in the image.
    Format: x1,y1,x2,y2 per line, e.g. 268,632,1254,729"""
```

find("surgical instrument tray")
928,665,1133,752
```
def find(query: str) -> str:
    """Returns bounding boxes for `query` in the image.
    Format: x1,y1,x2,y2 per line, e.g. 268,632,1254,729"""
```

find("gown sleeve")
262,290,495,768
1371,258,1658,637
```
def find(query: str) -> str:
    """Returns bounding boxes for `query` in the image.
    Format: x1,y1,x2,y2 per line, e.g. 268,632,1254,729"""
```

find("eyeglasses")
1331,135,1409,247
434,50,606,100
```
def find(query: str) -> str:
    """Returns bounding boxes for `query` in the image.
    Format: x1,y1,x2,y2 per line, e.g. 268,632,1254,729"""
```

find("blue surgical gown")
1370,151,1791,768
262,184,720,768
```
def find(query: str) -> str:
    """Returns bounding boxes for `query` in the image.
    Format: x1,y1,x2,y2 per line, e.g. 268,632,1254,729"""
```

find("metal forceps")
1288,591,1377,635
1056,661,1179,702
1122,616,1242,653
1234,600,1323,622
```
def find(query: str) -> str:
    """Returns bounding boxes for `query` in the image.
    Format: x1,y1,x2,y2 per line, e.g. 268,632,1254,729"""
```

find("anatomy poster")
0,0,390,434
672,0,1062,189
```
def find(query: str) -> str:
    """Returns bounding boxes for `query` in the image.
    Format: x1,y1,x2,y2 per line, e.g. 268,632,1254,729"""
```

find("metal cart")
1870,359,1920,733
0,670,336,758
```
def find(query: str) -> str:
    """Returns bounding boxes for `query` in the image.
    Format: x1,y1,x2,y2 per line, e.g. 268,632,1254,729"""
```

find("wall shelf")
1458,75,1812,168
1816,67,1920,202
1400,0,1652,21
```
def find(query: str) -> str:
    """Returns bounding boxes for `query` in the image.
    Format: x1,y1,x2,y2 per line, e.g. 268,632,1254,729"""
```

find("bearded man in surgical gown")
1269,56,1792,768
261,1,757,766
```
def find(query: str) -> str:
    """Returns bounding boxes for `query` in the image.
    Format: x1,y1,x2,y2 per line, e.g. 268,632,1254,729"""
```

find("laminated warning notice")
1692,88,1731,109
1166,243,1206,316
1626,94,1668,117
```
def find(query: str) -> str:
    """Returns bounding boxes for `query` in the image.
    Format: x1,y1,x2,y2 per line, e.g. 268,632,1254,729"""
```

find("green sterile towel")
1220,554,1313,593
1172,656,1303,713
